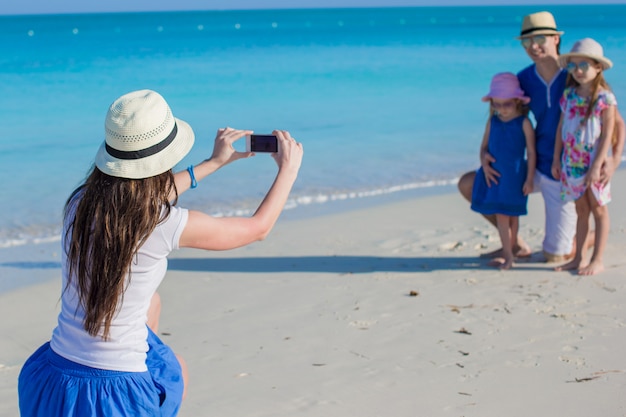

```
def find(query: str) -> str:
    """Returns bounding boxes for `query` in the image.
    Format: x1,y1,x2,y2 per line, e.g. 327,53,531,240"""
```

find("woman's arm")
179,130,303,251
522,117,536,195
171,128,254,199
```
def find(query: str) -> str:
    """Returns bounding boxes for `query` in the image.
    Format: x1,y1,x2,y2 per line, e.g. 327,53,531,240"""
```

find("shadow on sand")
0,254,551,273
168,255,549,274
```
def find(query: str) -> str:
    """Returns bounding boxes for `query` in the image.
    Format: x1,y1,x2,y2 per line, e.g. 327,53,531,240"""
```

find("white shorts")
533,170,576,256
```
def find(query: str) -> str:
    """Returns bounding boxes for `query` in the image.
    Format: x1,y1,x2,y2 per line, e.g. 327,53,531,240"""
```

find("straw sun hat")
95,90,195,179
559,37,613,70
516,11,564,39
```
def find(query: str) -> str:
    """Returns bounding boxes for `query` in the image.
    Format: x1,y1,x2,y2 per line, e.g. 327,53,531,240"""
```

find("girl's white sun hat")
95,89,195,179
559,37,613,70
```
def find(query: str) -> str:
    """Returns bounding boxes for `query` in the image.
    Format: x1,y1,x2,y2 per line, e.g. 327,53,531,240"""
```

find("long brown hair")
64,167,177,340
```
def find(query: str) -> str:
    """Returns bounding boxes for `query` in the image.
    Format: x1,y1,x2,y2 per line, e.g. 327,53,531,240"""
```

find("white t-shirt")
50,203,188,372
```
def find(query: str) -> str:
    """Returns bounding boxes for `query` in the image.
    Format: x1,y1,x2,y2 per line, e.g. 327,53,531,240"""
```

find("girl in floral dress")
551,38,617,275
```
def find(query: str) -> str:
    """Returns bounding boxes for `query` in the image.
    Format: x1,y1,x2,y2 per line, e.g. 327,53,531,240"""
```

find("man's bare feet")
578,260,604,276
554,259,581,272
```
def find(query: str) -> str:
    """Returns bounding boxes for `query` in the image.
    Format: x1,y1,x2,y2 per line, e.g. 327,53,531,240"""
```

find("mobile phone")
246,134,278,153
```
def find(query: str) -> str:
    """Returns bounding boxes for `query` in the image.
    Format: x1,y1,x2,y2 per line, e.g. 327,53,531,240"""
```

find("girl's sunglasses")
520,35,547,49
492,100,517,110
565,61,591,73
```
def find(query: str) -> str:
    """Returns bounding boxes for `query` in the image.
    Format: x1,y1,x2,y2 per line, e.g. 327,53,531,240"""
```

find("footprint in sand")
438,241,465,251
559,355,586,367
349,320,377,330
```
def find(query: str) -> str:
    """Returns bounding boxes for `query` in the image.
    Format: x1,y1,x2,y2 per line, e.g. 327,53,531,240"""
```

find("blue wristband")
187,165,198,189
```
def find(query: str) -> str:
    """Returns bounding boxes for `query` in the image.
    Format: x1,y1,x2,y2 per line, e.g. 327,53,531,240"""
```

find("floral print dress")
558,87,617,205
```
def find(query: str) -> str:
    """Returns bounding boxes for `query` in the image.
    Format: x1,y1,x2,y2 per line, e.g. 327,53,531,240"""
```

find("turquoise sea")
1,5,626,250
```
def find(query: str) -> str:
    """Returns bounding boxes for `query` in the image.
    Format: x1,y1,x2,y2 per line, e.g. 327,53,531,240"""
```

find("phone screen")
250,134,278,153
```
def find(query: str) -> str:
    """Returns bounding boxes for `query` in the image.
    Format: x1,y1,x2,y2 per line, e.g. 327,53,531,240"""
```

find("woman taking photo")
18,89,303,416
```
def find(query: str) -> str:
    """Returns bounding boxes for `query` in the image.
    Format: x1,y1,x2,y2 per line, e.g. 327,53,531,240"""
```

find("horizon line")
0,3,613,18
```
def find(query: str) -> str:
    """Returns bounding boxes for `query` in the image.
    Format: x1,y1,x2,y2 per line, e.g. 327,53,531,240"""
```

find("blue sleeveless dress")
471,115,529,216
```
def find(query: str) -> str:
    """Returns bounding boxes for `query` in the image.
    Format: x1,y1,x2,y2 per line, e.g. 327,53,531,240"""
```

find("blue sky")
1,0,621,16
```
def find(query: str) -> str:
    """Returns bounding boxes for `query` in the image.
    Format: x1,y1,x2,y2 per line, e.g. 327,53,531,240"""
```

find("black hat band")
521,26,558,36
105,123,178,160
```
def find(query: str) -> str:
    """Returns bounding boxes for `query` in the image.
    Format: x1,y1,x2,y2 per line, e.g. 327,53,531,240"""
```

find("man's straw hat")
516,11,564,39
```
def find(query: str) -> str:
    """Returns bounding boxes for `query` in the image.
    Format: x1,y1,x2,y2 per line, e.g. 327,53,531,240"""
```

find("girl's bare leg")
458,171,531,258
510,216,520,255
555,195,590,272
579,190,609,275
147,292,189,400
492,214,514,270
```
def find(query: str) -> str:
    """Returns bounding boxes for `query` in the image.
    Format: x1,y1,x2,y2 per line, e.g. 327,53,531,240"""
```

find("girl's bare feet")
488,257,513,270
480,242,531,259
488,257,505,267
578,260,604,276
499,257,514,270
513,244,532,258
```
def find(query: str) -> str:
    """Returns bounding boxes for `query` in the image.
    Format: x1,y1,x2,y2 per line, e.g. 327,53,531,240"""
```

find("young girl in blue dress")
471,72,537,270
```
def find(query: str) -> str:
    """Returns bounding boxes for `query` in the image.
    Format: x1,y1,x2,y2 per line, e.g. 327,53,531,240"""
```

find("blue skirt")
18,328,184,417
471,166,528,216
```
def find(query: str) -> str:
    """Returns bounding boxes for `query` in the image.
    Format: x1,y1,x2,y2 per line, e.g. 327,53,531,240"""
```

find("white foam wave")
290,177,460,209
0,234,61,249
0,177,460,249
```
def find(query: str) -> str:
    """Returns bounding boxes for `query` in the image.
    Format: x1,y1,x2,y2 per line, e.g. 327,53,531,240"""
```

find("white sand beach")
2,171,626,416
